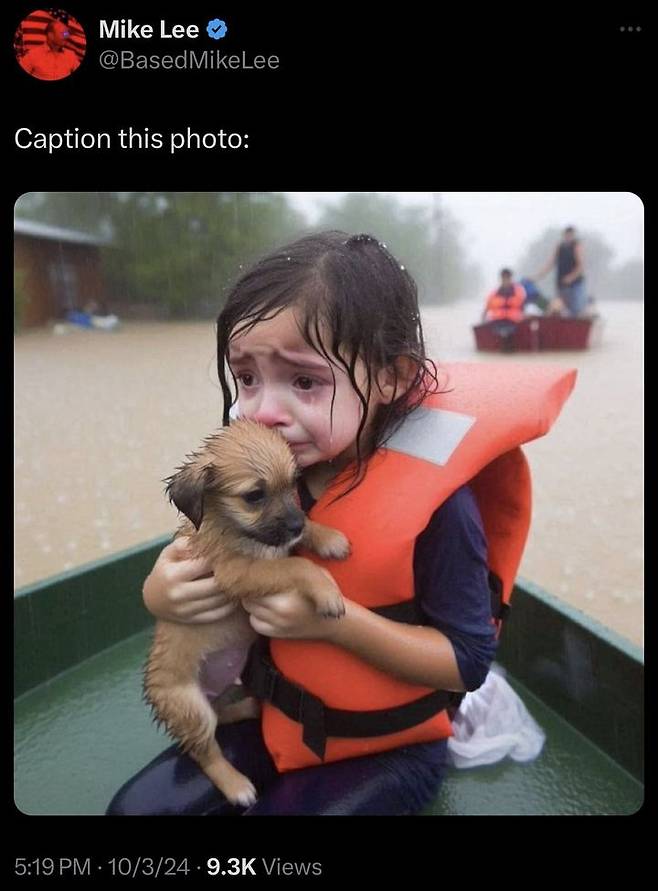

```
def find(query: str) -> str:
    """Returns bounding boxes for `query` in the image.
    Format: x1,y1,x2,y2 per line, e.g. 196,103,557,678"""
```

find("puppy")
143,419,350,806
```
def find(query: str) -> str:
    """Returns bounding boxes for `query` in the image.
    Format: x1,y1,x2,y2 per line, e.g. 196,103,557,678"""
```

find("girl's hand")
243,590,345,641
142,537,239,624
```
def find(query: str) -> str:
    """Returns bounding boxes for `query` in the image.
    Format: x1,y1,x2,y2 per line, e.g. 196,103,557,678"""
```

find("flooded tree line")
14,192,480,326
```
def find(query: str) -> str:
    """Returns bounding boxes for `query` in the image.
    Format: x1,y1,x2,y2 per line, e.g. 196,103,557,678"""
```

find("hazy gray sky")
285,191,643,288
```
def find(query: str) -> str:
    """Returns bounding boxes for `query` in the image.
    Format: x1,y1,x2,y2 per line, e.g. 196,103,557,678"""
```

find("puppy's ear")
165,464,215,531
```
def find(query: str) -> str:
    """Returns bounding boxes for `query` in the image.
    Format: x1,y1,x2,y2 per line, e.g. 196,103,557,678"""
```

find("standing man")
533,226,587,317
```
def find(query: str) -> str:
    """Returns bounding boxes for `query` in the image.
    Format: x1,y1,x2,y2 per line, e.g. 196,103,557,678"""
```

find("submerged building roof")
14,218,113,246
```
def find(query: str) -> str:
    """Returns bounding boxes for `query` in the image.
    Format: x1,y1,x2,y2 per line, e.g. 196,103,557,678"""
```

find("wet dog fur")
143,419,349,806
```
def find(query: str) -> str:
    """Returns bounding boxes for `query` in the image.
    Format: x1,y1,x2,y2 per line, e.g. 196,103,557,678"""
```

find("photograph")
14,191,644,819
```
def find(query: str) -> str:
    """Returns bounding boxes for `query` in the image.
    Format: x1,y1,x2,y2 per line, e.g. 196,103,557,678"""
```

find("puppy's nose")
283,509,305,538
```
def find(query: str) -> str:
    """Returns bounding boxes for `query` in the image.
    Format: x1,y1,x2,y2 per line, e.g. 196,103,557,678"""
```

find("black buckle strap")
241,638,458,760
371,601,424,623
488,571,510,623
263,659,278,702
376,583,510,626
299,690,327,759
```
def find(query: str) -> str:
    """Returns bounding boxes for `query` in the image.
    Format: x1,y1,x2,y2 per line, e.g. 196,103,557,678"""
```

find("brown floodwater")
14,300,644,648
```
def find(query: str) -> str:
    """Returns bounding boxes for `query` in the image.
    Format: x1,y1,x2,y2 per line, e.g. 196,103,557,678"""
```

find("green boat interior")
14,536,643,816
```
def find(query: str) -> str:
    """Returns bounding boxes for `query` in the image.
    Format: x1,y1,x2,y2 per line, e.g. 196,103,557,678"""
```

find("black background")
7,0,648,882
5,3,651,188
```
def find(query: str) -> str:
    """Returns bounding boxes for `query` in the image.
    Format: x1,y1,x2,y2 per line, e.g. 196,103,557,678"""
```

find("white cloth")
90,314,119,330
446,664,545,768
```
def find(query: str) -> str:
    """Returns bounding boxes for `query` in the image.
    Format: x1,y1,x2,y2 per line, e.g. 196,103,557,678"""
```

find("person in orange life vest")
482,267,527,339
482,269,527,323
19,19,80,81
106,232,574,816
532,226,587,317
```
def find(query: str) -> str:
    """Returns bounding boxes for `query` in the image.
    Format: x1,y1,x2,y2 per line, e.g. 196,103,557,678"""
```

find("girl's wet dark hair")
216,230,446,500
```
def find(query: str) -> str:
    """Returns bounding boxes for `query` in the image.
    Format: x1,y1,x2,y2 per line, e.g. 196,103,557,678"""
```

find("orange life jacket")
485,284,526,321
249,362,576,772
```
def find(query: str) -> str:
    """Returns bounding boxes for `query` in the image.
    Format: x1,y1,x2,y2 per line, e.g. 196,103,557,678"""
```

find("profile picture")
14,8,86,81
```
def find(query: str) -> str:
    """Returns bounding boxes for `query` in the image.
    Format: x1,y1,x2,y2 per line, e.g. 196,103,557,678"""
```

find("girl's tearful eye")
295,376,316,391
236,372,255,387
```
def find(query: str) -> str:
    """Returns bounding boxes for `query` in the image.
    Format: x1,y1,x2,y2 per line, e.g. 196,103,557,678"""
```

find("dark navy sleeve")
413,485,498,691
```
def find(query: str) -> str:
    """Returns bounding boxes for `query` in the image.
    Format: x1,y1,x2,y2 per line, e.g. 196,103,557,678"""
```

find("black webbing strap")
241,636,459,760
371,601,424,623
488,571,511,623
374,577,510,625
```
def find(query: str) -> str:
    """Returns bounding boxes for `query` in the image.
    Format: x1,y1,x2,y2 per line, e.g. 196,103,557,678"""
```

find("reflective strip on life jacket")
384,405,475,465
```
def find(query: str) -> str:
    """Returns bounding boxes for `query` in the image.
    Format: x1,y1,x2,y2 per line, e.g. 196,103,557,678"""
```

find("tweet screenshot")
10,2,647,883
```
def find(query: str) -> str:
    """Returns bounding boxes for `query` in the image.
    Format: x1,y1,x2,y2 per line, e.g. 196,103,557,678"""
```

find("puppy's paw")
222,773,258,808
317,592,346,620
314,529,351,561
